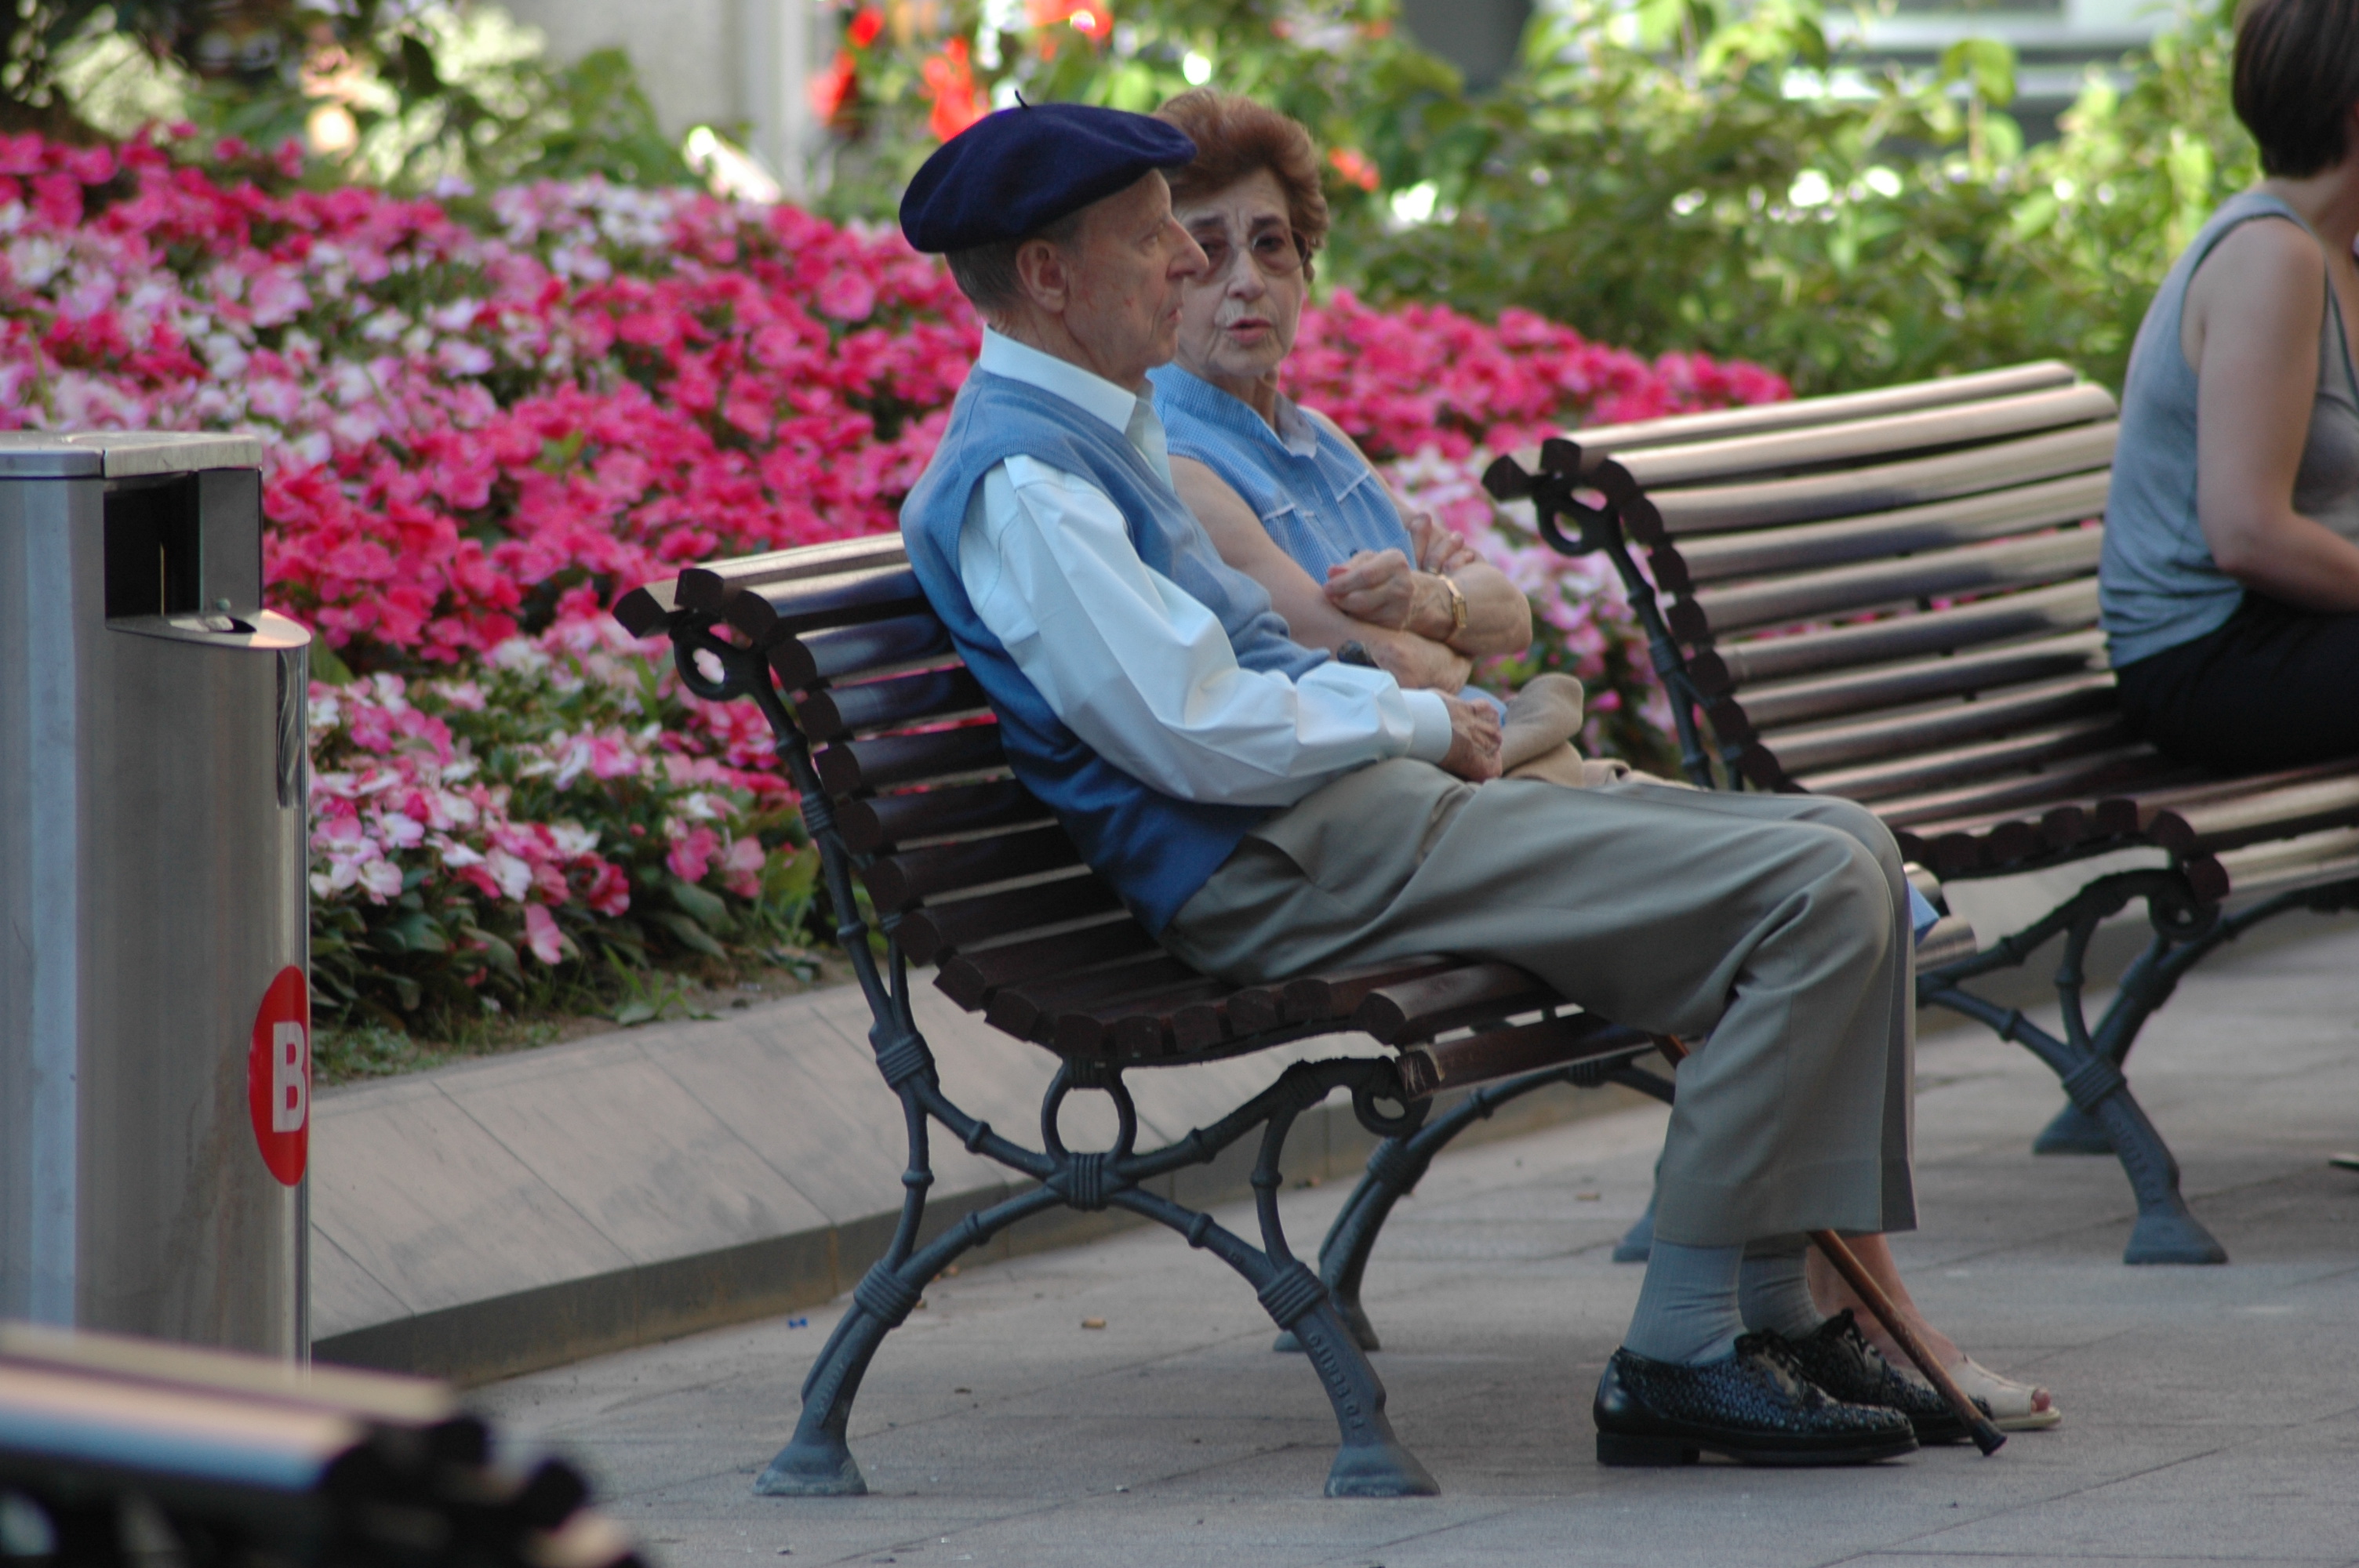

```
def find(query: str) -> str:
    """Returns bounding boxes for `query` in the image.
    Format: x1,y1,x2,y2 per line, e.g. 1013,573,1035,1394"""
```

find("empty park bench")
1482,358,2359,1268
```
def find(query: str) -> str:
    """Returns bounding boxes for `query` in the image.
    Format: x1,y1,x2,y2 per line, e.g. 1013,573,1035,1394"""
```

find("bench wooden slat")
1692,580,2099,693
1676,528,2101,640
860,823,1081,913
1058,977,1237,1057
797,667,988,743
1732,631,2106,732
2149,772,2359,855
1543,361,2079,460
2213,825,2359,902
725,565,927,643
900,872,1124,964
1763,672,2118,779
934,916,1159,1010
1799,713,2132,802
1354,962,1558,1045
1602,384,2115,497
1874,746,2186,830
1664,471,2110,589
768,612,955,691
838,778,1048,856
1630,423,2115,541
986,954,1198,1042
814,726,1006,798
1278,955,1462,1025
1395,1013,1647,1099
676,536,907,613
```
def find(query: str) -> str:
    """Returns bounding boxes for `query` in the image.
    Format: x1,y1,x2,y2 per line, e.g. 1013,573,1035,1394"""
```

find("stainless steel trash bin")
1,432,311,1359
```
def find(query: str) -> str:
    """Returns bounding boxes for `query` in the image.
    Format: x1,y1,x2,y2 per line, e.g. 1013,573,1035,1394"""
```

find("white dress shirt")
957,331,1455,808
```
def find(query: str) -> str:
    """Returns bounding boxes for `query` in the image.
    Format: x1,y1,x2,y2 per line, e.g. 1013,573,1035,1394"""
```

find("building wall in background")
500,0,822,194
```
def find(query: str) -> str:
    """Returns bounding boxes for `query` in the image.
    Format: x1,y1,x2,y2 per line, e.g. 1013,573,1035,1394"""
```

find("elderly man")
897,102,1928,1468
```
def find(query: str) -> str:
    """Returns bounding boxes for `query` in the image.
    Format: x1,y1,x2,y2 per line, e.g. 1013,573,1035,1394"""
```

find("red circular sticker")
247,966,311,1185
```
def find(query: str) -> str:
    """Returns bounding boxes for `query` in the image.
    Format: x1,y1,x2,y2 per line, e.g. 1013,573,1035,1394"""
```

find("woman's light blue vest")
900,369,1327,934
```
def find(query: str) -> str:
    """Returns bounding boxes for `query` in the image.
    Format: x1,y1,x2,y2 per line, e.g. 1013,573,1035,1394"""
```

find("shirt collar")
979,328,1171,483
1150,363,1319,459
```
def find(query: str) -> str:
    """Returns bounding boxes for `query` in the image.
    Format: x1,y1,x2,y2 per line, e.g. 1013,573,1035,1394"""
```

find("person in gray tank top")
2101,0,2359,768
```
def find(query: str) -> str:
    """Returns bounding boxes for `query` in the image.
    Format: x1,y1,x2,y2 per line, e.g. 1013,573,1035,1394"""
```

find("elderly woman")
2101,0,2359,767
1142,93,1603,786
1145,87,2059,1432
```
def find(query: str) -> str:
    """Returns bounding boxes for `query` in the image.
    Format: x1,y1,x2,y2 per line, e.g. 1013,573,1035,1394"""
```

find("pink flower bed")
0,129,1786,1021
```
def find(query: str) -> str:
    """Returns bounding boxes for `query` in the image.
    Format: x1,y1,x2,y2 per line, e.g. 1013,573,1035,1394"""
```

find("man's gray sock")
1738,1235,1825,1340
1622,1239,1744,1365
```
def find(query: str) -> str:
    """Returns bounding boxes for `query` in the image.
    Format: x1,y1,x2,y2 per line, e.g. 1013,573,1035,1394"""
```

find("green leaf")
666,874,734,932
649,909,728,959
310,641,357,686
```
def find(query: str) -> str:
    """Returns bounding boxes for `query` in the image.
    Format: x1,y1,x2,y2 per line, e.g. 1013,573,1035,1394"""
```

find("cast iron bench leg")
1919,868,2231,1265
2030,875,2359,1158
1277,1051,1676,1355
761,1047,1441,1498
1180,1075,1435,1496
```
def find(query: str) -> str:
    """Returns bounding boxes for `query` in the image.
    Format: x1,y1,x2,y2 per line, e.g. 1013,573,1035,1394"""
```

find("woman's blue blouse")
1147,363,1415,576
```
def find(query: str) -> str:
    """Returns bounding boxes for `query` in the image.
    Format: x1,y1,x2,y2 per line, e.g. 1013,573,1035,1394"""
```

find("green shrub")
820,0,2257,394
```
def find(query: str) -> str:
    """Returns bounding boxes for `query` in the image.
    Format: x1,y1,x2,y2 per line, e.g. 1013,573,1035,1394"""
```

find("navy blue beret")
900,101,1197,254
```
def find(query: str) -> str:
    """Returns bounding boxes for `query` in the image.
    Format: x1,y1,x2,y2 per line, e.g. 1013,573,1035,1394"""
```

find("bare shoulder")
2190,216,2325,323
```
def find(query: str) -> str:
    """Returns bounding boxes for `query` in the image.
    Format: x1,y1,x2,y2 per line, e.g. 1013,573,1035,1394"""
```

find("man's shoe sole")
1598,1428,1919,1468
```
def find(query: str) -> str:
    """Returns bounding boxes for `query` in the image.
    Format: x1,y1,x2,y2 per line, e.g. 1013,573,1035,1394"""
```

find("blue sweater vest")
900,369,1329,933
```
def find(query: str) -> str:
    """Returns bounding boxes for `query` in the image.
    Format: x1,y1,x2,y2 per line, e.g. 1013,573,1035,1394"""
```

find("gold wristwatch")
1434,572,1469,639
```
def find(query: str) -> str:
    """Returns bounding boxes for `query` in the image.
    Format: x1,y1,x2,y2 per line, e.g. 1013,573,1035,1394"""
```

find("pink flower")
523,902,567,964
666,825,721,884
720,834,767,898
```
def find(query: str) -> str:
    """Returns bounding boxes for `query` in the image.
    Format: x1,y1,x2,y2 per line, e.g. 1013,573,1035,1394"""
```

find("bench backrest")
1503,360,2359,898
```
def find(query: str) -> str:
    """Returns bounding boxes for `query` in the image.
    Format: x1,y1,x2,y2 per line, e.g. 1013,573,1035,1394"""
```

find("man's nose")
1169,220,1209,278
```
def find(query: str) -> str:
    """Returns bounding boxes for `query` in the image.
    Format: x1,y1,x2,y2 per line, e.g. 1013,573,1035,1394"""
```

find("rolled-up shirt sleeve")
958,455,1452,808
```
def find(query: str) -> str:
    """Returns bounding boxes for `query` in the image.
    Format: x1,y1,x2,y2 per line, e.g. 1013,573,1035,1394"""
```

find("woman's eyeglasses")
1192,226,1308,278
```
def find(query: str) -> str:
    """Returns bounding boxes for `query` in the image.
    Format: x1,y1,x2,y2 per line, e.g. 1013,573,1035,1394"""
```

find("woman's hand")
1405,510,1478,575
1324,548,1421,628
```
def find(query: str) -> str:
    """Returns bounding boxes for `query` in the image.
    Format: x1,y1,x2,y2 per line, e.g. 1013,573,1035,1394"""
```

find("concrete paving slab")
435,1038,833,1265
642,1010,1011,1226
468,912,2359,1568
310,1073,631,1323
307,1228,408,1335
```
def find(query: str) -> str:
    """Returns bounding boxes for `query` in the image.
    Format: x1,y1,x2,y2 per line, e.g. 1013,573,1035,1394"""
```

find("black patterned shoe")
1594,1334,1918,1467
1765,1309,1989,1445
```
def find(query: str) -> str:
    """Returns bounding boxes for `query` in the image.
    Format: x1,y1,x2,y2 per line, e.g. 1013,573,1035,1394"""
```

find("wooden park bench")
1481,359,2359,1269
616,536,1728,1499
614,358,2354,1499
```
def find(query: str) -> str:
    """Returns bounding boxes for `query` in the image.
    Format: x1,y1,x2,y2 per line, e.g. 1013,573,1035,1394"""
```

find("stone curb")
308,976,1648,1387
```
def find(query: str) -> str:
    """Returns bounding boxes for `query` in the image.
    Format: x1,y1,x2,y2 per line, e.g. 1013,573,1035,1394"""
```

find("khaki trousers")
1164,760,1916,1247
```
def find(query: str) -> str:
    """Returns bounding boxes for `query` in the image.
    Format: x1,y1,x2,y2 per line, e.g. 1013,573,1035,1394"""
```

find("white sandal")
1951,1356,2062,1432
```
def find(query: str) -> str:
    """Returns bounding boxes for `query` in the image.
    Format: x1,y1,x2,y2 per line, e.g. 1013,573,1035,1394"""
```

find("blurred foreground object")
0,1323,648,1566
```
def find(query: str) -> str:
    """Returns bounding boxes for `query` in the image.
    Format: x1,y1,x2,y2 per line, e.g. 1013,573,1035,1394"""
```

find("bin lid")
0,431,264,477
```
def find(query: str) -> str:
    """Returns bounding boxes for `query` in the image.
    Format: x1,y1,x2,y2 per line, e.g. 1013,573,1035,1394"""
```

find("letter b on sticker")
248,967,310,1185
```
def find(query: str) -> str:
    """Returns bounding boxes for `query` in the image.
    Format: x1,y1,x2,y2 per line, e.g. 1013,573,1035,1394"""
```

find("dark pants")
2115,592,2359,770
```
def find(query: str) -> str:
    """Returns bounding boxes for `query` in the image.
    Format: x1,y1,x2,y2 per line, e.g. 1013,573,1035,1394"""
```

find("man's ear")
1013,236,1071,314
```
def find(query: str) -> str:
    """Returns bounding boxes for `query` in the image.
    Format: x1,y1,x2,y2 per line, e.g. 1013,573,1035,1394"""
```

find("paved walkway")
474,913,2359,1567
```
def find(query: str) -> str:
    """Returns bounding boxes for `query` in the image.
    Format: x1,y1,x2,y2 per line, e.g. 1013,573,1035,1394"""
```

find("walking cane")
1653,1033,2006,1455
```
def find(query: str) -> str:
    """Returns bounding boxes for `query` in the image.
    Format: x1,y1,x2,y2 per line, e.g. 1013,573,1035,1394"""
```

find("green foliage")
814,0,1462,230
824,0,2258,394
46,2,692,191
1345,0,2255,393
